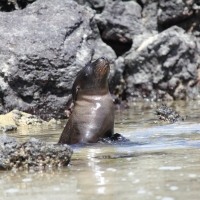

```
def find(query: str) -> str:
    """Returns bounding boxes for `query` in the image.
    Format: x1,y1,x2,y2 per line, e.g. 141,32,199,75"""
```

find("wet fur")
58,58,114,144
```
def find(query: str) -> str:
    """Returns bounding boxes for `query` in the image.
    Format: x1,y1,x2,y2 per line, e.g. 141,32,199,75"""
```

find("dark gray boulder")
142,0,159,33
176,4,200,39
74,0,106,12
111,56,126,97
96,0,145,42
124,26,200,101
0,0,36,12
93,0,147,56
0,0,116,119
158,0,194,26
92,38,116,62
72,0,200,102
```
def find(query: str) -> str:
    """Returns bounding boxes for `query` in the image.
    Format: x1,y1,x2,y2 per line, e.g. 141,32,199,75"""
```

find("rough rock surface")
111,56,126,97
0,0,36,12
176,8,200,39
142,0,159,33
138,0,200,38
0,0,116,120
158,0,194,26
1,0,200,120
74,0,106,12
0,135,73,170
156,104,185,123
0,110,59,132
124,26,200,101
96,0,145,43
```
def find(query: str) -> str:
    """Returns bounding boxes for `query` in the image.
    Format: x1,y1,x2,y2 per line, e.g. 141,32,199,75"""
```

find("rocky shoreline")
0,135,73,170
0,0,199,120
0,109,60,132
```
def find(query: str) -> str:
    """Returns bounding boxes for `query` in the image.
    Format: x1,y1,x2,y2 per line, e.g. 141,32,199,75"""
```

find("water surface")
1,100,200,200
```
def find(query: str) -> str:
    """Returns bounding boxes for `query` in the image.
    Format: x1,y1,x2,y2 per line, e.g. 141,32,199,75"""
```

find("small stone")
156,104,185,123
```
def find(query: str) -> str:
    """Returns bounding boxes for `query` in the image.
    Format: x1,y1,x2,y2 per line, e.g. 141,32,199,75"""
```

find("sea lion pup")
58,57,114,144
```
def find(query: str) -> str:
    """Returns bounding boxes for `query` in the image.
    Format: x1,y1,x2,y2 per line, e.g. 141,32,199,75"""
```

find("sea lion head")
72,57,111,98
91,57,110,81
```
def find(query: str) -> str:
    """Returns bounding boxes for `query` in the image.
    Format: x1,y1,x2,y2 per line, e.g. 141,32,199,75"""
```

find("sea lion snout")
96,57,109,66
93,57,110,80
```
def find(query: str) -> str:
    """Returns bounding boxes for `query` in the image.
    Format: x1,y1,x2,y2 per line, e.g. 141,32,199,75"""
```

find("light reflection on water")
0,100,200,200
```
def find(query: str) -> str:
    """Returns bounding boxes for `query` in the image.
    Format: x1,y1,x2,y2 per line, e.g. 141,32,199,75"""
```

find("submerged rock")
156,104,185,123
0,136,73,170
99,133,130,144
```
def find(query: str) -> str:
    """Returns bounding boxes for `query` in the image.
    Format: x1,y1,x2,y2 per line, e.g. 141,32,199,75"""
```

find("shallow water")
1,100,200,200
